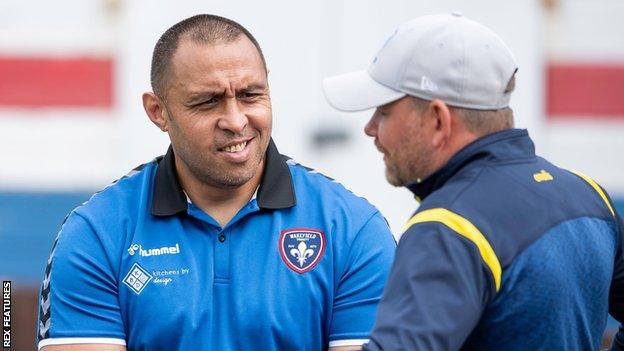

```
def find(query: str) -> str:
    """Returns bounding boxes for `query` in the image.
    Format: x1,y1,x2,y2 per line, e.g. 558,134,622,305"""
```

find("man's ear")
142,92,169,132
429,99,452,148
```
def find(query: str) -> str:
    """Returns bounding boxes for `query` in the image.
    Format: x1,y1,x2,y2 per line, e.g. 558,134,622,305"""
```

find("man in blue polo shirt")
37,14,396,351
323,13,624,350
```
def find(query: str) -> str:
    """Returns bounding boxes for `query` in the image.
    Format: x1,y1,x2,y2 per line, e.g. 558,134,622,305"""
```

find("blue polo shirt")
37,140,396,350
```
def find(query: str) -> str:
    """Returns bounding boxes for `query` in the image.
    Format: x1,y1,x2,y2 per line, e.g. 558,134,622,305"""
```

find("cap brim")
322,71,406,112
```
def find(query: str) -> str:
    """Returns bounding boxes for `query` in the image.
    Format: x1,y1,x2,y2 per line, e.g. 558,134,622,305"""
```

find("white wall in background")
114,0,543,235
0,0,565,236
540,0,624,194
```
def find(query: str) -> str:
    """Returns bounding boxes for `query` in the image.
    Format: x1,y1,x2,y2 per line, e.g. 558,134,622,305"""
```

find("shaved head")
150,14,267,98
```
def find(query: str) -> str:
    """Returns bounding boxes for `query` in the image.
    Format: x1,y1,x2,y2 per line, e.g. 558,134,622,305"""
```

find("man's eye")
194,97,218,108
239,92,260,100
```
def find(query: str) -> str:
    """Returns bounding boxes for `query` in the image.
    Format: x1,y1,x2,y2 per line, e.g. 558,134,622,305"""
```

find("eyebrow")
241,83,266,90
237,83,268,93
185,83,268,104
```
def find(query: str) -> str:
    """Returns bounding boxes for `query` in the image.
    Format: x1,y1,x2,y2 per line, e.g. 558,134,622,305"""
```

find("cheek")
170,114,217,146
246,104,272,134
377,118,404,149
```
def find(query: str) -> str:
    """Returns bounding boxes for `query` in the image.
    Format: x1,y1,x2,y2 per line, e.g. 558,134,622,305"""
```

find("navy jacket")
365,129,624,350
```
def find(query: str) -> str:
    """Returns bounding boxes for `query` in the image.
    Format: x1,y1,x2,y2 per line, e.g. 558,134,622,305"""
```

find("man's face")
161,36,272,188
364,97,434,186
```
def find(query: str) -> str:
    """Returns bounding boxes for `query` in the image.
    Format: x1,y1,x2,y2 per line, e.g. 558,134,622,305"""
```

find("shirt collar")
151,138,296,216
407,129,535,201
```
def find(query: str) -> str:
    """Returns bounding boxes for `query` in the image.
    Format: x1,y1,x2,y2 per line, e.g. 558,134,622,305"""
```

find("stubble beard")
384,148,432,187
172,126,267,189
185,144,265,189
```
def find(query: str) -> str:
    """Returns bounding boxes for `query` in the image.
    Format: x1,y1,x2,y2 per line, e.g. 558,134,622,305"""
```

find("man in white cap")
324,13,624,350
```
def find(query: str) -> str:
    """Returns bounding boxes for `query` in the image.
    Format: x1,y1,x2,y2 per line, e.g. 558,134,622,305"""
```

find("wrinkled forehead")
168,37,267,94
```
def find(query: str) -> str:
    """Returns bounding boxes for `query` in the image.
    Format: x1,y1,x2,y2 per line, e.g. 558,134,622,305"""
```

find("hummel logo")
421,76,438,91
128,243,180,257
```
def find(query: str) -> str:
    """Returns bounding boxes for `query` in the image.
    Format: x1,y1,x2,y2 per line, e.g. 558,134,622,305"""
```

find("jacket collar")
407,129,535,201
151,138,296,216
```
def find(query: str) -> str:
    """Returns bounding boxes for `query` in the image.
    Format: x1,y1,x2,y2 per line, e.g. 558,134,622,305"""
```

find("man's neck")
175,159,264,228
421,129,480,182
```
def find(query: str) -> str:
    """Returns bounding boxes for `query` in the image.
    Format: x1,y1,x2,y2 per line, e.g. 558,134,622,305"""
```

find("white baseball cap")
323,12,518,112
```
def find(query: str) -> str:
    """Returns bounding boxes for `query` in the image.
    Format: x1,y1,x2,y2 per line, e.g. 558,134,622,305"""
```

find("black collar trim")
151,138,296,216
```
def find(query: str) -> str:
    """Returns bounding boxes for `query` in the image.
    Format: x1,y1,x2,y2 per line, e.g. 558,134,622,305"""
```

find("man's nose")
364,112,379,137
218,98,248,134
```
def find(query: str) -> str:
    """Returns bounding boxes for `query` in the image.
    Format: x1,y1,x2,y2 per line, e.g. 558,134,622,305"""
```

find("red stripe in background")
0,57,113,108
547,63,624,118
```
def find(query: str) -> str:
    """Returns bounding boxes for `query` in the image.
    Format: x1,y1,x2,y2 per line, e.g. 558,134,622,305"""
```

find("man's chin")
209,173,256,189
384,170,406,187
194,161,261,189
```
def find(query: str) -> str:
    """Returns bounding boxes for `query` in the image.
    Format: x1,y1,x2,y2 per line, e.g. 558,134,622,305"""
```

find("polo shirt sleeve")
37,211,126,350
364,221,494,351
328,211,396,348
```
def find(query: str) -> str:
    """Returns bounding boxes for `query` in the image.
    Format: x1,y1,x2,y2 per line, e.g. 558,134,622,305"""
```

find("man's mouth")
374,139,386,154
219,141,248,153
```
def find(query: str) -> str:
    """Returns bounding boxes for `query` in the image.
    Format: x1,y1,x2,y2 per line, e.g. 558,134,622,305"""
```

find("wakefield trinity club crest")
279,229,326,273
